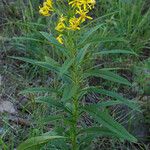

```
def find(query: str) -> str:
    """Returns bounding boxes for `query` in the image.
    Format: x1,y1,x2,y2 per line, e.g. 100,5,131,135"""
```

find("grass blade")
19,87,51,95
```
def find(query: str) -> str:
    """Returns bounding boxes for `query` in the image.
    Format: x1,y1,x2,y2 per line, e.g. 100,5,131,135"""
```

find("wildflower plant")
14,0,139,150
39,0,95,44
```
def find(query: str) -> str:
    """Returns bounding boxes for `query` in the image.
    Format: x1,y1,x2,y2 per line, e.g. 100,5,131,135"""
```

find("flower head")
76,9,92,22
56,34,64,44
68,17,81,30
55,15,66,32
39,0,97,42
69,0,96,11
69,0,82,8
39,0,53,16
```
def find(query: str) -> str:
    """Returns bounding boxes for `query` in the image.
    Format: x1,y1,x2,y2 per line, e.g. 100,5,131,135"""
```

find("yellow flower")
39,0,53,16
39,7,50,16
69,0,96,11
55,22,66,32
69,0,82,8
82,0,96,10
46,0,53,7
56,34,63,44
68,17,81,30
55,15,66,32
76,9,92,22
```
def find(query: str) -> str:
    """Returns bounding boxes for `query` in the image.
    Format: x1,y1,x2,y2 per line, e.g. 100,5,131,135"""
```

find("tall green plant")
13,1,139,149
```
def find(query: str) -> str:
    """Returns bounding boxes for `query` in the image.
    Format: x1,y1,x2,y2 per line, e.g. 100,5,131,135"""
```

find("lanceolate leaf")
61,83,78,102
45,56,60,67
79,134,99,149
84,70,131,86
35,96,63,109
40,32,68,56
17,135,65,150
59,58,74,77
78,127,121,148
79,24,105,45
76,44,91,64
84,106,137,142
35,96,71,113
97,100,124,108
94,49,137,56
12,36,43,43
79,127,119,138
39,115,63,125
86,87,140,111
10,56,39,64
10,57,59,73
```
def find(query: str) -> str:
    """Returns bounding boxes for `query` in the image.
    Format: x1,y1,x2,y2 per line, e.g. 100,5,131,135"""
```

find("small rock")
0,101,17,114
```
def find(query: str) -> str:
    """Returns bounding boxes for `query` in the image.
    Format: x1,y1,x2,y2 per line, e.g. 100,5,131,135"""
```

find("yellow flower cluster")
39,0,53,16
39,0,96,44
55,15,66,32
69,0,96,10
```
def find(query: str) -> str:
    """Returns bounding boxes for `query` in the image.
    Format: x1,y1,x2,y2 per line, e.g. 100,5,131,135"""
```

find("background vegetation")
0,0,150,149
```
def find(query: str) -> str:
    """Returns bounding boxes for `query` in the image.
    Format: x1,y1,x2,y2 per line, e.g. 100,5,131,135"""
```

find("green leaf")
76,44,90,64
19,87,51,95
17,135,65,150
59,58,74,77
94,49,137,56
78,127,122,148
97,100,124,108
35,96,63,108
86,87,140,111
61,83,78,102
0,138,8,150
42,131,69,150
10,56,39,64
65,102,74,113
39,115,63,125
12,36,43,43
10,56,58,72
35,96,71,113
84,70,131,86
45,56,60,67
79,127,119,137
40,32,68,56
79,24,105,45
84,106,137,142
36,61,59,72
79,134,98,149
98,68,122,71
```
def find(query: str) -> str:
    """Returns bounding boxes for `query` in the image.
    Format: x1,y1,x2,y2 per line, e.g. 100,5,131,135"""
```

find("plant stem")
72,96,78,150
71,66,79,150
